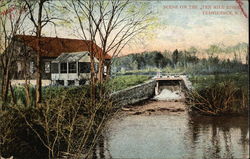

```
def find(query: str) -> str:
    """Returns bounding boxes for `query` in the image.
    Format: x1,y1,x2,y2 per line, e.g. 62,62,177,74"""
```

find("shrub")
0,86,116,159
186,81,248,116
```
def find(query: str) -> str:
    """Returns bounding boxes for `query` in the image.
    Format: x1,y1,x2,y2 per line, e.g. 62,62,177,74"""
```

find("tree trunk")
9,81,16,104
106,62,111,80
23,56,31,106
36,0,45,106
2,68,10,103
35,1,43,106
97,60,104,83
90,53,96,108
35,51,42,105
97,59,105,96
1,69,6,99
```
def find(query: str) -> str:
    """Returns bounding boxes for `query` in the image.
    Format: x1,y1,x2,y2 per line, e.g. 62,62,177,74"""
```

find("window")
69,62,76,73
79,62,91,73
79,79,86,85
30,61,34,73
56,80,64,85
68,80,75,86
51,63,59,73
60,63,67,73
45,62,50,73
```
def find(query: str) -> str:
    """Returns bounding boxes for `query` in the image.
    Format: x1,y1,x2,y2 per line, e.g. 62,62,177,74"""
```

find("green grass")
162,66,186,74
189,73,248,90
115,67,186,75
8,75,150,107
8,86,88,107
108,75,151,92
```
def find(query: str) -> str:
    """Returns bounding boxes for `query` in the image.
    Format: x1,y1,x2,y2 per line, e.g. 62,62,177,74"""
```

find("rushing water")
98,112,249,159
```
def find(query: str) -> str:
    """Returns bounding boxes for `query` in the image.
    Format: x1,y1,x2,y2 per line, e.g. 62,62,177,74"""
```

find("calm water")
98,113,249,159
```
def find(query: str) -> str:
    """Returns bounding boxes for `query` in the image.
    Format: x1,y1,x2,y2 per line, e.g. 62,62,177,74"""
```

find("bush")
186,81,248,116
0,86,116,159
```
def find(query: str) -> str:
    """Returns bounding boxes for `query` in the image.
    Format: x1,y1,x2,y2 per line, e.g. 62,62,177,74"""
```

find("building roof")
52,51,94,63
14,35,111,60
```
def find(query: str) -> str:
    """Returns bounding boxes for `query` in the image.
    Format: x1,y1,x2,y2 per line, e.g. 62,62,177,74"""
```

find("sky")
117,1,249,55
34,1,249,55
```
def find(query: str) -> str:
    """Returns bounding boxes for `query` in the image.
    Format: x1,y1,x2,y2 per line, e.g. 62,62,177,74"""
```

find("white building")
51,51,98,86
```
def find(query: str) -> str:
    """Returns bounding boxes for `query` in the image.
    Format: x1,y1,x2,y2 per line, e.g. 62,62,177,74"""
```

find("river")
97,100,249,159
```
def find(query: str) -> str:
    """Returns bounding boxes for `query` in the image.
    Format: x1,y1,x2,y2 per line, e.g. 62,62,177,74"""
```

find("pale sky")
41,1,249,55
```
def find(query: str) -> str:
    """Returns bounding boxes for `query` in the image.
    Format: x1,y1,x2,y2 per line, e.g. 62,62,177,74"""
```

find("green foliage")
172,49,179,66
215,42,248,54
107,75,150,92
189,73,248,90
206,45,222,56
187,46,198,56
112,51,173,72
112,47,247,75
12,86,35,106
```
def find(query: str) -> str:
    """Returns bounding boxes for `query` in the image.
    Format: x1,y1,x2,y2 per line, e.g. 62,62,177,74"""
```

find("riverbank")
116,100,186,117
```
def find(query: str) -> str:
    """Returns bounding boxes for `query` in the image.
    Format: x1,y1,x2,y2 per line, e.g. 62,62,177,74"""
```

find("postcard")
0,0,248,158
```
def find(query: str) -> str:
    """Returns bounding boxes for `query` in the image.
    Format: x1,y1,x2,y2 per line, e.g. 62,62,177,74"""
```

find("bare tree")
69,0,155,82
20,43,33,106
23,0,62,106
0,0,27,106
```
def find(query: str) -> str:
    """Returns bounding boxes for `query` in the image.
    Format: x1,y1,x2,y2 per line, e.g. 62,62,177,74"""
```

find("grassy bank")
189,72,248,90
6,75,151,106
108,75,150,92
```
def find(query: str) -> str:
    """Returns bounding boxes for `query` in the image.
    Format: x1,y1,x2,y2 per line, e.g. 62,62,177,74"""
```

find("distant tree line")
112,43,248,75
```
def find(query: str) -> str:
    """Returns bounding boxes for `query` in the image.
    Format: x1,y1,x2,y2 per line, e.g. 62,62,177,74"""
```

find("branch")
24,0,38,28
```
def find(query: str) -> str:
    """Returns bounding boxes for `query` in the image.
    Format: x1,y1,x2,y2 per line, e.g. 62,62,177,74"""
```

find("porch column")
67,62,69,74
75,61,79,86
76,61,79,76
58,63,61,78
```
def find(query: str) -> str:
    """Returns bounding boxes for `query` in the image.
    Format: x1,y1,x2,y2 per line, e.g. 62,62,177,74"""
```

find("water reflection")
93,135,113,159
97,114,248,159
186,115,249,159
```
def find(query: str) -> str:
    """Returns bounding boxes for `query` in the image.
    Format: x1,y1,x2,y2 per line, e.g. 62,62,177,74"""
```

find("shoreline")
116,99,187,117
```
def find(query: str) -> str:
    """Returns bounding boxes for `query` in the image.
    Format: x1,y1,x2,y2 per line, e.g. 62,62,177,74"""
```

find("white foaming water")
154,89,182,101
